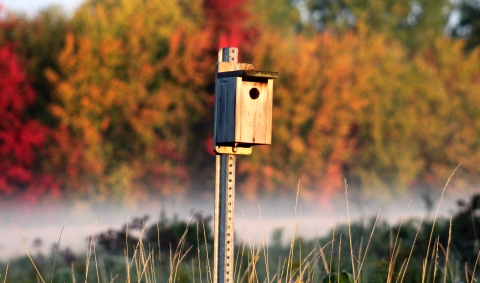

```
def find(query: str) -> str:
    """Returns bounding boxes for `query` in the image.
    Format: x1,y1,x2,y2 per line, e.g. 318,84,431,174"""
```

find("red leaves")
203,0,257,50
0,44,35,115
0,44,60,202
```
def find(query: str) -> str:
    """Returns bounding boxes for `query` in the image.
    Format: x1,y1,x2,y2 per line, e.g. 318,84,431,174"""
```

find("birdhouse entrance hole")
249,88,260,99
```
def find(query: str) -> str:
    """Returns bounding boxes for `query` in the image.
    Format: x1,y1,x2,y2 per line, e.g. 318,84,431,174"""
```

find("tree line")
0,0,479,204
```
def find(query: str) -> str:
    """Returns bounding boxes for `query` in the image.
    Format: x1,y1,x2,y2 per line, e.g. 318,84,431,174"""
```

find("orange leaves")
42,0,217,201
163,26,215,87
5,0,480,204
235,25,480,200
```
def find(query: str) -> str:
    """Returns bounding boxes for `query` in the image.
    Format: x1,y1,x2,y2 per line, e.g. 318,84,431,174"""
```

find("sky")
1,0,84,16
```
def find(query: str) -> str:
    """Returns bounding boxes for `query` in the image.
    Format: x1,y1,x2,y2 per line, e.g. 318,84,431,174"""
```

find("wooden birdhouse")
214,48,278,154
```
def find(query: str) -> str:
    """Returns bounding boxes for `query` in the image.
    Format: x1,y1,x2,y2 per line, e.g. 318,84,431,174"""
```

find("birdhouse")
214,65,278,149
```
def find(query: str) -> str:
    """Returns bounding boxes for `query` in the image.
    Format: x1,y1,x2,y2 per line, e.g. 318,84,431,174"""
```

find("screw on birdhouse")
213,47,278,283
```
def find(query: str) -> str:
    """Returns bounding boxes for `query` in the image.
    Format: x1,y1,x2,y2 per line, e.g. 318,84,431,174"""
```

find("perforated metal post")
214,154,235,283
214,47,238,283
213,47,277,283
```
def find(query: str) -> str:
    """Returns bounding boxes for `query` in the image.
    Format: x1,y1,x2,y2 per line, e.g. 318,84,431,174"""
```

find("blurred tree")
2,0,478,203
247,0,302,35
47,0,214,200
237,25,479,200
305,0,451,51
203,0,256,49
449,0,480,51
428,38,480,186
0,6,69,126
0,44,61,203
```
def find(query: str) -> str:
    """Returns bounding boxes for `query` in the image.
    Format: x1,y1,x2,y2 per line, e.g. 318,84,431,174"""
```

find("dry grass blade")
157,222,161,264
325,226,336,283
433,238,440,283
247,232,262,283
297,247,321,281
388,239,401,283
3,264,8,283
469,250,480,283
235,236,249,283
134,223,154,282
357,236,363,283
299,204,303,281
465,263,469,283
71,262,76,283
50,222,66,283
399,215,424,283
236,210,249,283
444,217,452,283
257,205,271,283
338,233,342,283
317,240,332,275
196,222,203,283
277,253,288,283
387,201,412,283
85,219,98,283
138,249,154,280
237,227,259,283
356,209,381,281
202,221,212,283
287,180,301,282
125,216,131,283
427,236,439,283
396,258,408,283
192,258,196,283
344,179,356,282
11,220,46,283
423,164,460,283
93,229,100,283
168,213,196,283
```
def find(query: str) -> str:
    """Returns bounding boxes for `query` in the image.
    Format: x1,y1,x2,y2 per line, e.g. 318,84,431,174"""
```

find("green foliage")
450,0,480,51
322,272,354,283
306,0,451,51
247,0,302,34
95,212,213,259
3,197,480,282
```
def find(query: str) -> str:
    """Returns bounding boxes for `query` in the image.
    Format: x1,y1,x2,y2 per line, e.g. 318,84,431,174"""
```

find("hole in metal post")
249,88,260,100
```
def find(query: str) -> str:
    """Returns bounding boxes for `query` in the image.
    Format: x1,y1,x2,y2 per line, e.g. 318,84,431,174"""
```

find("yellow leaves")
45,0,213,200
239,23,480,199
163,26,215,86
289,137,306,154
40,0,480,202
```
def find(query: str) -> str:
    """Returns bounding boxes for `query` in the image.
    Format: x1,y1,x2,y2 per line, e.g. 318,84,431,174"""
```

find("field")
2,172,479,283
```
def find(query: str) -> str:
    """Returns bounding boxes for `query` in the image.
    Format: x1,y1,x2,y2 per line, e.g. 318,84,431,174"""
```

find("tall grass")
3,166,478,283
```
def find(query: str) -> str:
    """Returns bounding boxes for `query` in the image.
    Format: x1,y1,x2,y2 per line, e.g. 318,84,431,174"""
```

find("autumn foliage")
1,0,480,203
0,44,60,202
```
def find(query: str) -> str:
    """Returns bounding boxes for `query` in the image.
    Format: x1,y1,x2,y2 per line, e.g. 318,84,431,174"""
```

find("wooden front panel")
235,78,273,144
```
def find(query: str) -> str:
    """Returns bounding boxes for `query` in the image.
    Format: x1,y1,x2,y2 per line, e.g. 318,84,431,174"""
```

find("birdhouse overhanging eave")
216,70,279,79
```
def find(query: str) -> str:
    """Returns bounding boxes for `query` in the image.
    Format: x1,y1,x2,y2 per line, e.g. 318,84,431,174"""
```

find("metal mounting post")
213,47,277,283
214,47,239,283
214,154,236,283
